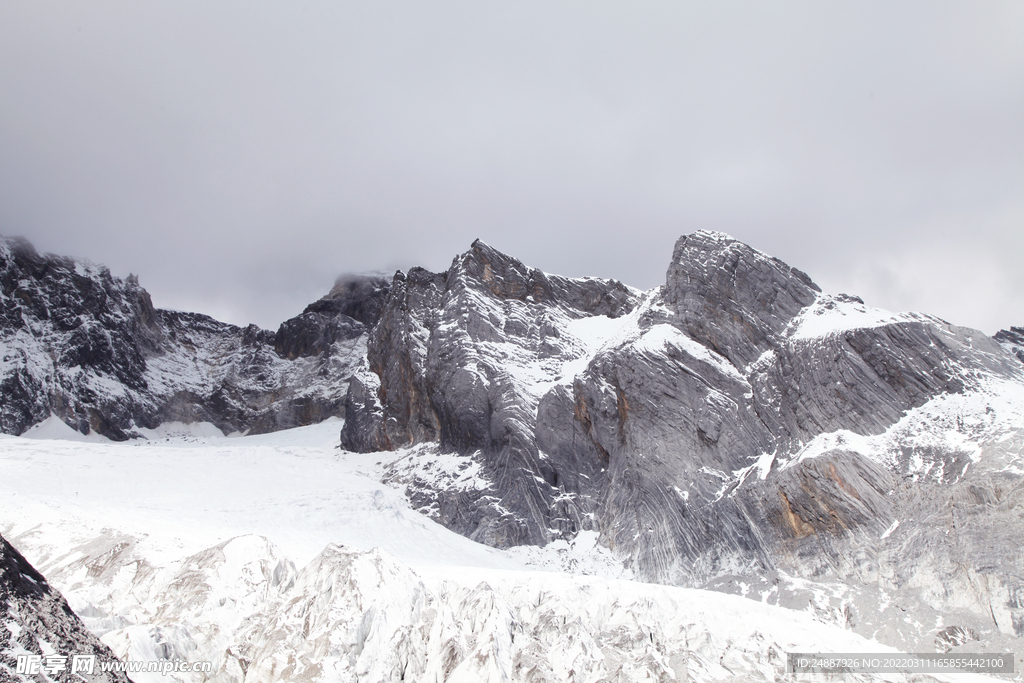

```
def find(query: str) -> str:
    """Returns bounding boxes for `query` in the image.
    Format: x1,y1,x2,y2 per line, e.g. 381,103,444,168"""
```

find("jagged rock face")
996,326,1024,364
274,275,390,360
342,239,640,546
1,237,162,437
0,237,379,438
304,274,391,327
0,533,131,683
343,231,1024,648
663,231,820,367
542,234,1024,594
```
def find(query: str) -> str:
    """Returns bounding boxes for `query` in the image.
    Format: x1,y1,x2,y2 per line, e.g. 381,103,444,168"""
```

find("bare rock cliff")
342,231,1024,652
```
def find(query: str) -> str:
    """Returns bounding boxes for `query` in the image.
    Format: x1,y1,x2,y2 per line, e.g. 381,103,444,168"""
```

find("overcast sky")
1,2,1021,334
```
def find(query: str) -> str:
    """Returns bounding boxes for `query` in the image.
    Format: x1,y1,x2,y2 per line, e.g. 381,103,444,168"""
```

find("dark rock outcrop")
0,236,378,438
303,274,391,327
274,275,390,360
1,237,162,438
995,326,1024,364
1,533,132,682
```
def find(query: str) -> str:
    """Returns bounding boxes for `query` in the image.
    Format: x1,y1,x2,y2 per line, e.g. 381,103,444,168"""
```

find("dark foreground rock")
0,533,132,682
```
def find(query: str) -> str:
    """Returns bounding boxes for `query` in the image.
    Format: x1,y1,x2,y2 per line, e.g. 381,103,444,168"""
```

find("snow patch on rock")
788,294,942,340
783,373,1024,476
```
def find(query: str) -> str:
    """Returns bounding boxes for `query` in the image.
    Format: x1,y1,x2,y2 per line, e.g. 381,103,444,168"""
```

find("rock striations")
341,239,640,547
341,231,1024,650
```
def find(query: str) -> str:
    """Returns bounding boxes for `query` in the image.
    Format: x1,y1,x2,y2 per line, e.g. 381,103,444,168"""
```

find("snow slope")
786,293,945,340
0,421,1009,682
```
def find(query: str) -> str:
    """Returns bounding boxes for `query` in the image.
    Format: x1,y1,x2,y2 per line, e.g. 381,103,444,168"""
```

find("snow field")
0,420,1008,682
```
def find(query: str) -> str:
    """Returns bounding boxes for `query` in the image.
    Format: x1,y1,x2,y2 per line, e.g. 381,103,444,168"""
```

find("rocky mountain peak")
1,237,161,398
0,236,63,278
312,273,392,327
0,235,371,438
447,239,638,319
663,230,821,367
339,231,1024,624
273,273,391,360
451,238,551,302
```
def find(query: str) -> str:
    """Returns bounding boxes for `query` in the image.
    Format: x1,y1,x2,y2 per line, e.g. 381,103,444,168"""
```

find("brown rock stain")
614,384,631,444
573,385,611,465
778,490,815,538
798,480,851,534
827,462,862,502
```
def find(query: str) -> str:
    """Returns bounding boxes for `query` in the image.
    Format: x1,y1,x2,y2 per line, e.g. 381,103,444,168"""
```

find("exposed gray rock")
340,366,389,453
341,239,641,546
538,234,1024,650
0,533,132,682
342,230,1024,655
662,230,820,367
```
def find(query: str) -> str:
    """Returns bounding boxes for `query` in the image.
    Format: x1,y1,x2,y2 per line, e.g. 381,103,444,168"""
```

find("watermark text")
17,653,213,676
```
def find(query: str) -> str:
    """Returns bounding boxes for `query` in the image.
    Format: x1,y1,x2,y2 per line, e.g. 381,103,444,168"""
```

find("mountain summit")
337,231,1024,650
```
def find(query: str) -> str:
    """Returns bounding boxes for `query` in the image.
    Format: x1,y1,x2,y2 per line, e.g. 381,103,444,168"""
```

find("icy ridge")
787,292,946,340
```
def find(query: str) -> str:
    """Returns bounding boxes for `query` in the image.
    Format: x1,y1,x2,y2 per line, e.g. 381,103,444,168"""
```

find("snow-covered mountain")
0,235,387,439
338,232,1024,656
3,231,1024,680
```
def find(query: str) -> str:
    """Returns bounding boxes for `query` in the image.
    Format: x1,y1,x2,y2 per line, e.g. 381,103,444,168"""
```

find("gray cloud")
1,1,1021,333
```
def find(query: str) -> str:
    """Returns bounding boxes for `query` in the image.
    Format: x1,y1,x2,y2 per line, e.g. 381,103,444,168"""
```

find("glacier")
2,421,1010,682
